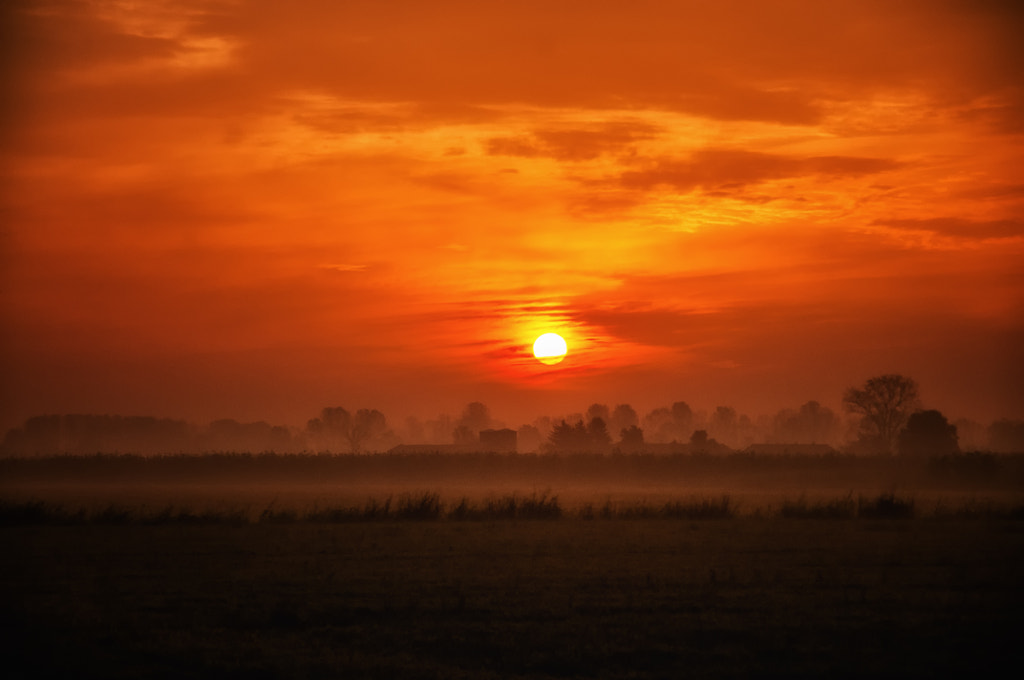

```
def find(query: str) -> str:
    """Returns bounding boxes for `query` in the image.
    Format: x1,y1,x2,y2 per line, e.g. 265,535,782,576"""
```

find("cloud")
874,217,1024,240
486,121,662,161
210,1,1023,124
3,0,179,76
6,0,1022,136
616,148,898,194
321,263,368,273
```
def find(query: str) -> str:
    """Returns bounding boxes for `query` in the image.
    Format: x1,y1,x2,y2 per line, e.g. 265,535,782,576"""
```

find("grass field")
3,518,1022,678
2,453,1022,678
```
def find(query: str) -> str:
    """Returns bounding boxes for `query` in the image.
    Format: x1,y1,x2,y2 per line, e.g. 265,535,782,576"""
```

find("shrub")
858,492,914,519
0,500,70,525
779,495,857,519
661,496,733,520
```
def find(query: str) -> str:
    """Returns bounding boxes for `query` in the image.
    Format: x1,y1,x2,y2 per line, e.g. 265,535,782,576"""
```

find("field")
2,452,1023,678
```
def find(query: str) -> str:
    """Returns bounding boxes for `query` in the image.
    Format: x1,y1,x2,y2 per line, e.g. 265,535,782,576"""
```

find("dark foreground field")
3,516,1022,679
3,453,1023,678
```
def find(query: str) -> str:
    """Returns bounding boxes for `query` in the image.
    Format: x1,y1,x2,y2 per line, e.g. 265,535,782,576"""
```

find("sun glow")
533,333,568,365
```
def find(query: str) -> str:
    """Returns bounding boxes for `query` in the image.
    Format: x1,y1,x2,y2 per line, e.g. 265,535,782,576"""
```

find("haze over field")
2,1,1023,434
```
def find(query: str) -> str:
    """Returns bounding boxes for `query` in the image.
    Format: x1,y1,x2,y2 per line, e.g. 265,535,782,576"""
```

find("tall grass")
583,495,734,520
857,492,915,519
779,494,858,519
2,492,1021,526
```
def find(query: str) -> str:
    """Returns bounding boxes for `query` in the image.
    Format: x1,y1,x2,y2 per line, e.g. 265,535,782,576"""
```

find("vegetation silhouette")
619,424,645,451
642,401,695,443
609,403,639,437
6,489,1022,526
306,407,391,453
3,378,1022,680
771,400,841,445
456,401,493,436
844,374,920,454
547,418,614,452
899,409,959,457
2,375,1021,458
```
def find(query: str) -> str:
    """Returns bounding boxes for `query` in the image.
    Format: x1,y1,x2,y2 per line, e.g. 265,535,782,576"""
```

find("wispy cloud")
873,217,1024,241
617,149,899,194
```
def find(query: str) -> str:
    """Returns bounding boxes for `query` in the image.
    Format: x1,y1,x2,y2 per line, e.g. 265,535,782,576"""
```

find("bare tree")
307,407,352,452
348,409,387,453
306,407,388,453
843,374,919,454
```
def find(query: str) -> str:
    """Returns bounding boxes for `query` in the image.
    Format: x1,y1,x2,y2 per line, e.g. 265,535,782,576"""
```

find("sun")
533,333,568,365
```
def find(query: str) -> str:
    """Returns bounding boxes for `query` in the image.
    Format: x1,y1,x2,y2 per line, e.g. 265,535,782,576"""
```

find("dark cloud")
486,136,543,158
617,149,898,193
7,1,1023,131
875,217,1024,240
487,121,663,161
957,183,1024,201
2,0,178,75
218,0,1023,124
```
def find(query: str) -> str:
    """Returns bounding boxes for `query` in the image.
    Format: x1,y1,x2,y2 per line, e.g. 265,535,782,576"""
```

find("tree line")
2,374,1023,456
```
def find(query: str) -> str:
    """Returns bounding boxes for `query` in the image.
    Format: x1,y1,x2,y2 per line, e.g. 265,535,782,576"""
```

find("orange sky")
2,0,1022,433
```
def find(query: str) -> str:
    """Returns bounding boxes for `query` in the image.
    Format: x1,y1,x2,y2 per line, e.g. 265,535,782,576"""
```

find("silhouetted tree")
205,419,293,452
709,406,738,446
772,401,840,445
457,402,492,435
619,425,644,451
547,420,573,451
307,406,389,453
643,407,674,443
586,403,610,424
348,409,388,453
638,401,697,443
690,429,709,451
843,374,920,454
547,420,588,452
587,417,612,451
610,404,639,436
671,401,694,434
307,407,351,452
2,414,193,456
899,410,958,457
